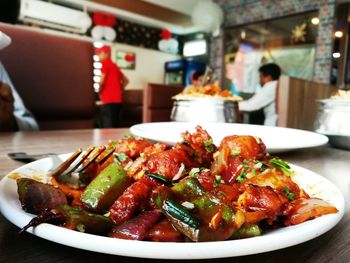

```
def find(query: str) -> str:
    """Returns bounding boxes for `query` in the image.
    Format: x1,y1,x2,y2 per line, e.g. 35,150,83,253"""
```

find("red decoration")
161,28,172,40
124,53,135,63
93,12,117,27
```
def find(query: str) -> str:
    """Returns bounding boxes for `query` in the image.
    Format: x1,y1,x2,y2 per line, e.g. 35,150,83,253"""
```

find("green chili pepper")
172,178,236,241
151,185,197,237
20,205,114,235
172,177,233,223
171,177,206,198
58,205,114,234
153,178,237,241
81,162,133,213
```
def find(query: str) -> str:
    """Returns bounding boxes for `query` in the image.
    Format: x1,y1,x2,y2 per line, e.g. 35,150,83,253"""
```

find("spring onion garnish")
282,187,295,201
124,134,142,140
270,158,292,176
254,162,263,169
215,175,222,182
189,168,200,178
231,147,241,156
261,168,270,175
245,168,256,179
114,152,128,163
236,167,249,183
76,224,86,233
163,200,200,228
182,139,190,145
147,173,172,185
213,175,225,188
189,167,210,178
204,138,215,153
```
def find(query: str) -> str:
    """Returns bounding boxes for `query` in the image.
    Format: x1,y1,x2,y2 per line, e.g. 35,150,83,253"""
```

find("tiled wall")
211,0,335,83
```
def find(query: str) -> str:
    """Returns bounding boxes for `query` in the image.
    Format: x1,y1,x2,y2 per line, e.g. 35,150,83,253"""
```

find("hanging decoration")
158,28,179,54
291,22,307,43
91,12,117,41
192,0,223,37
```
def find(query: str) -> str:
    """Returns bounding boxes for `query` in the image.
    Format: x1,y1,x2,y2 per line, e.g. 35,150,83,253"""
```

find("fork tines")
50,146,109,179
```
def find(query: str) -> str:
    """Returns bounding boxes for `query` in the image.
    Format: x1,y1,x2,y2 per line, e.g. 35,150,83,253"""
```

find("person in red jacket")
96,45,129,128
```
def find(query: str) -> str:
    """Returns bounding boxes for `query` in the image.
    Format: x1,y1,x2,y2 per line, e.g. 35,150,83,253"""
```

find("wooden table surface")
0,129,349,263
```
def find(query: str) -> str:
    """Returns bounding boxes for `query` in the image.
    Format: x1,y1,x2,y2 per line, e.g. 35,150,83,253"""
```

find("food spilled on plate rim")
15,125,338,242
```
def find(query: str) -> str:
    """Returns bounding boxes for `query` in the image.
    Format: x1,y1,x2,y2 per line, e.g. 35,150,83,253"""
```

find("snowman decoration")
91,12,117,41
158,28,178,54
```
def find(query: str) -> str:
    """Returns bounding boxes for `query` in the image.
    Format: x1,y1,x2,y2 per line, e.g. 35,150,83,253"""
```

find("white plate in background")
0,155,344,259
130,122,328,153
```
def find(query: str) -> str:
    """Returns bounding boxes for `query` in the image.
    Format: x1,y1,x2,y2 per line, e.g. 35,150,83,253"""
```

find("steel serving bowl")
314,99,350,150
170,97,240,123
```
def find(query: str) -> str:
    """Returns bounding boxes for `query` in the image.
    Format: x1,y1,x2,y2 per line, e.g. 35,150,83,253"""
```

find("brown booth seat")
276,75,337,130
143,83,184,122
120,89,143,127
0,22,95,130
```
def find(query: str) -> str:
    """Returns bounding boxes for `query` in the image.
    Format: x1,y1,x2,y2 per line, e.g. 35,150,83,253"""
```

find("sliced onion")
126,157,145,172
172,163,185,181
123,161,133,170
286,198,338,225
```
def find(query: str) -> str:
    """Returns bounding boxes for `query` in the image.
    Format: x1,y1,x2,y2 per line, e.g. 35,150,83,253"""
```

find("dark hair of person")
259,63,281,80
193,71,205,81
228,56,235,63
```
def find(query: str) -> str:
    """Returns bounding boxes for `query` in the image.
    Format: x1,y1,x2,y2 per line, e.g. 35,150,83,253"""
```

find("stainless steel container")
314,99,350,150
170,98,240,123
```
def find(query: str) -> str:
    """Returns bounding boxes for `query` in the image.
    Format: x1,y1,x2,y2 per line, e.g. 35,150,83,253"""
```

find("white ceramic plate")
0,155,344,259
130,122,329,153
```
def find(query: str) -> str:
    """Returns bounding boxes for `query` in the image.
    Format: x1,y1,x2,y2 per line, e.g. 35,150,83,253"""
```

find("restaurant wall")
15,25,179,91
111,43,180,90
212,0,335,84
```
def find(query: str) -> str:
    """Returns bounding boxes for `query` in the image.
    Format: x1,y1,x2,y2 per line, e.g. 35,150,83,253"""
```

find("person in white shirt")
238,63,281,126
0,31,39,131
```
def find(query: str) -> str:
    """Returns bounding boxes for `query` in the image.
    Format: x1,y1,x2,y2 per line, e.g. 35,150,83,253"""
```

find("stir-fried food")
330,89,350,100
17,126,338,242
173,82,242,101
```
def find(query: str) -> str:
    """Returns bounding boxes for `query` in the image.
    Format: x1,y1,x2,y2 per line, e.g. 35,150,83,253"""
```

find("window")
223,11,319,93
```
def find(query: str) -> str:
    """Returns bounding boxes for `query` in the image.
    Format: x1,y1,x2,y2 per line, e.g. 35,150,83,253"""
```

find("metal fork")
50,146,115,188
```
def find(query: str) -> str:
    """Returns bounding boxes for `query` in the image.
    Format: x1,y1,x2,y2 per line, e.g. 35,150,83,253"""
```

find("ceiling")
55,0,203,34
143,0,202,16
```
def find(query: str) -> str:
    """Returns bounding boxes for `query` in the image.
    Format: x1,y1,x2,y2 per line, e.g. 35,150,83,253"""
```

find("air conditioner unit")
19,0,92,34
